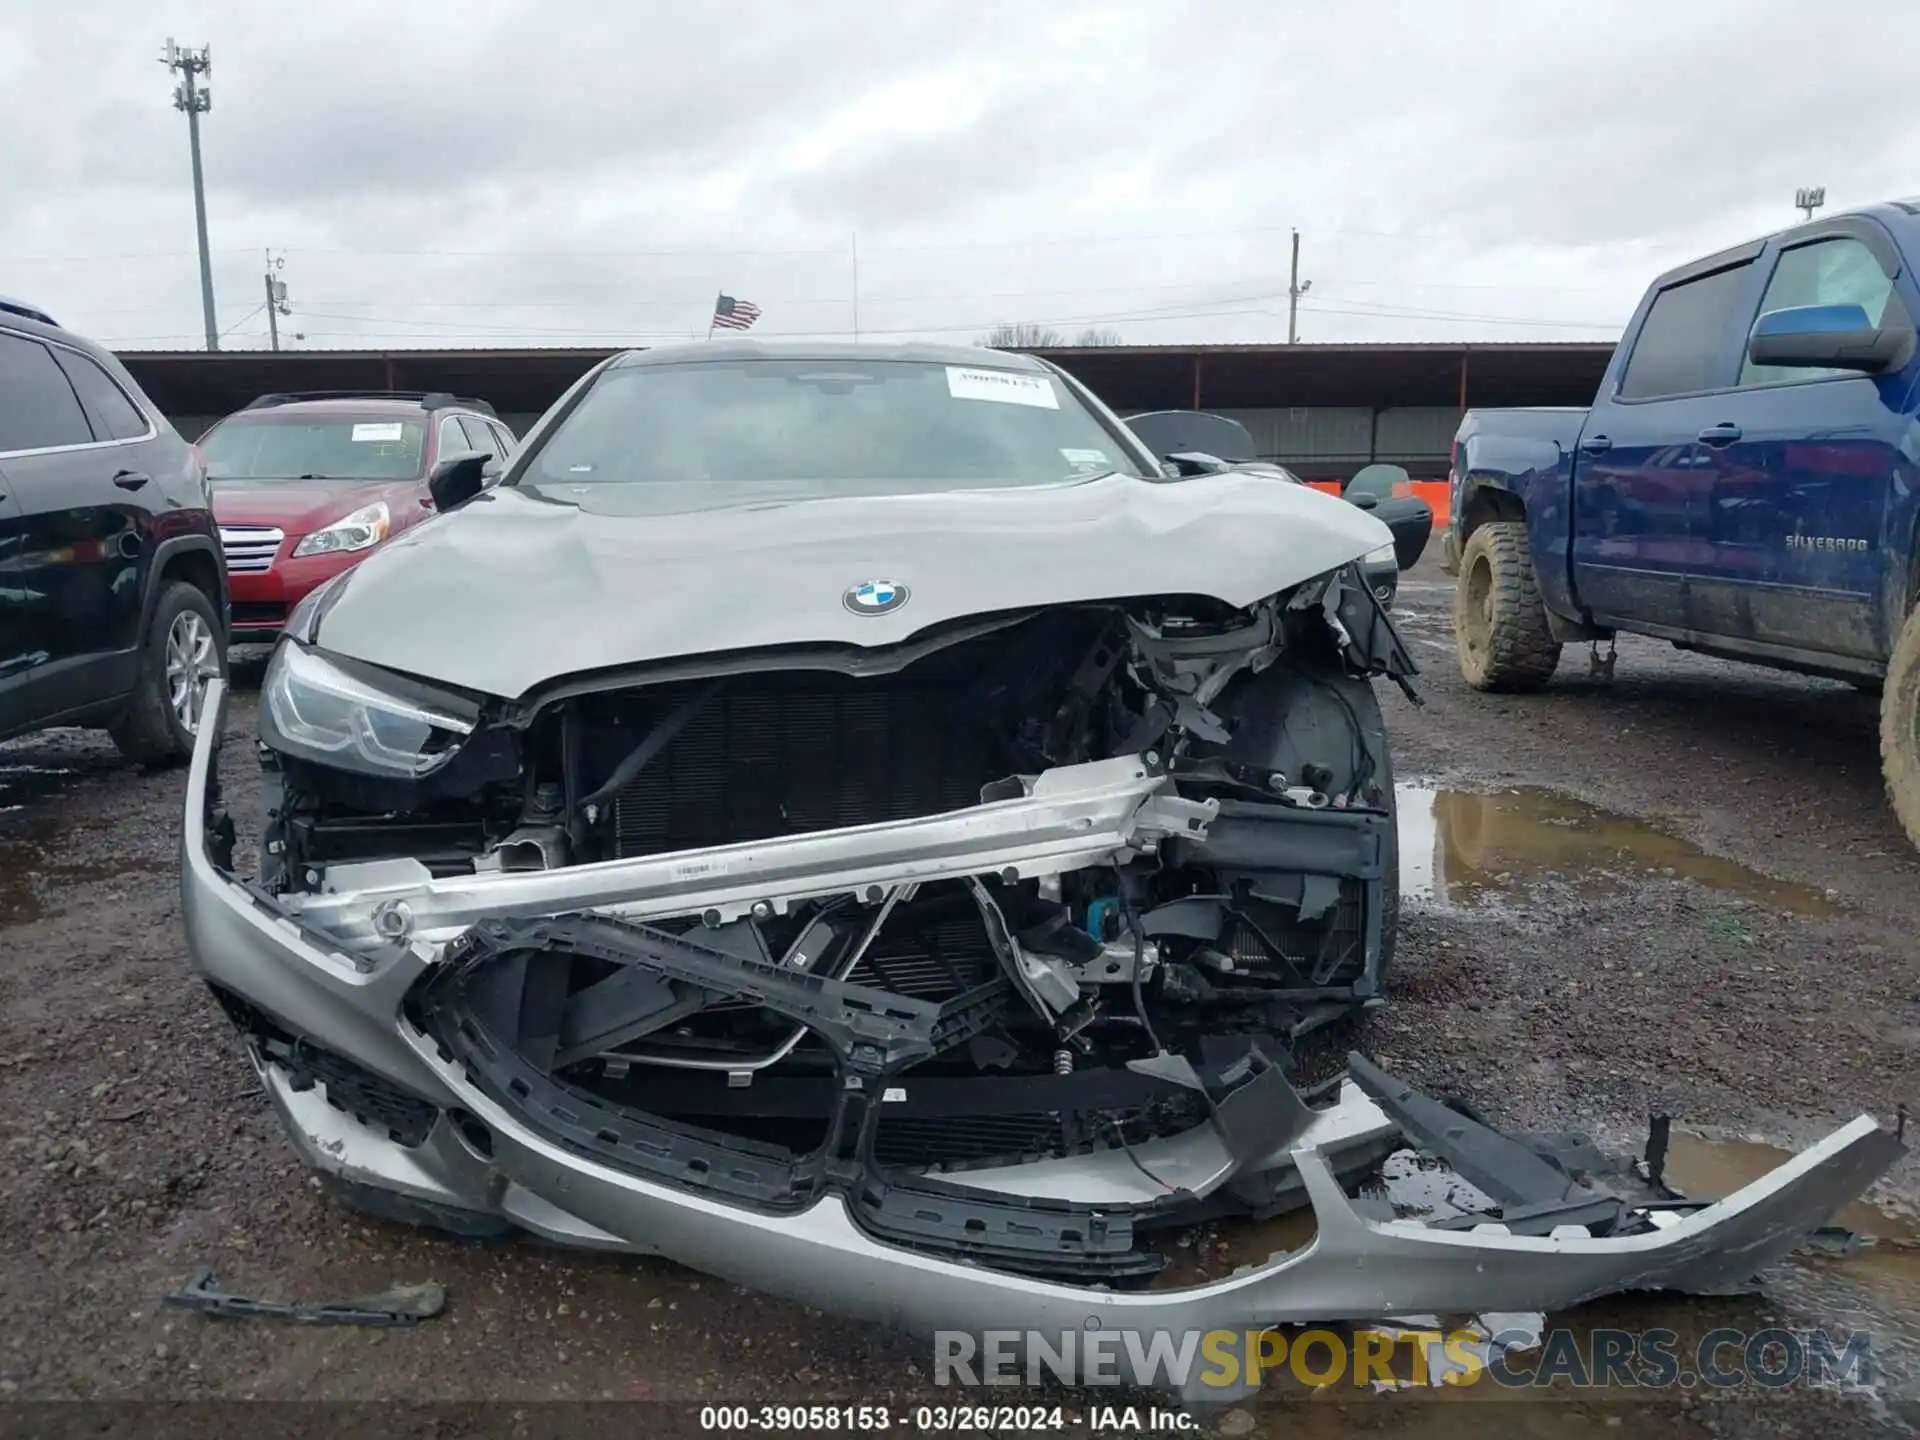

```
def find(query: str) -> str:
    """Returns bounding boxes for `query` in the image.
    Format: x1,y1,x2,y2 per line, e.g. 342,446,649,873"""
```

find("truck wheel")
109,581,228,767
1880,605,1920,852
1455,520,1562,692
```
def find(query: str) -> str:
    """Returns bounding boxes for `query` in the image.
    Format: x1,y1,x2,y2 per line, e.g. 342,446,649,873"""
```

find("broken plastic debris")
162,1269,446,1326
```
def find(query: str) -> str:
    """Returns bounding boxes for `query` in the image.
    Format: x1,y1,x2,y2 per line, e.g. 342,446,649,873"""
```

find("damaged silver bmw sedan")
182,341,1904,1390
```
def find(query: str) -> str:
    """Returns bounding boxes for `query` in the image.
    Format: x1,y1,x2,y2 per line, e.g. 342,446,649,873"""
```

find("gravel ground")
0,559,1916,1438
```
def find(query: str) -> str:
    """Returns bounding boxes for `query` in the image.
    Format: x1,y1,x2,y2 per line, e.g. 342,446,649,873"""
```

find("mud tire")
108,581,226,767
1880,603,1920,853
1455,520,1562,692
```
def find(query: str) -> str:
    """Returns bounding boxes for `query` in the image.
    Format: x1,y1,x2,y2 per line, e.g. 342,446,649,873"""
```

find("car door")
0,476,28,735
1570,253,1757,627
457,416,513,485
457,415,499,461
1687,223,1916,661
0,328,152,721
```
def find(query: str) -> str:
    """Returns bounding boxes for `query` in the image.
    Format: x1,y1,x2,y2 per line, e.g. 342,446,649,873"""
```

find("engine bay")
246,569,1416,1260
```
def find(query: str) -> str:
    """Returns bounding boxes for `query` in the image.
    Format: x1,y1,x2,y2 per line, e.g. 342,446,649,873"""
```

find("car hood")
313,473,1394,699
210,478,413,535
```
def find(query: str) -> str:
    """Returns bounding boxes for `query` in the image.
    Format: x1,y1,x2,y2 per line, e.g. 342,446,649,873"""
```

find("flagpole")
707,291,720,341
851,232,860,341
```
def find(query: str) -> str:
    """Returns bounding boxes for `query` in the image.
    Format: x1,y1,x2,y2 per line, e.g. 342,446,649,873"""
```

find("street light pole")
163,39,219,351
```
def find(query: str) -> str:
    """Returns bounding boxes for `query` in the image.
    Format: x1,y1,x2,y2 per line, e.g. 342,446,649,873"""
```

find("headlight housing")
1364,543,1398,567
292,501,391,558
262,642,476,779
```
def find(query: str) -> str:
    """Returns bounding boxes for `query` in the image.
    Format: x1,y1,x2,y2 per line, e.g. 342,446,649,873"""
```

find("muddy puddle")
0,845,170,926
1664,1131,1920,1379
1397,784,1835,915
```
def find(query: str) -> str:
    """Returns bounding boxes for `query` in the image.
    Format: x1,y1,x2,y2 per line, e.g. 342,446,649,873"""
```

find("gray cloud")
5,0,1916,352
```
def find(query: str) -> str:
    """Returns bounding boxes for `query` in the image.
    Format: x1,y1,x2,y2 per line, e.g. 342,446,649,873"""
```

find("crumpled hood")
210,478,408,536
313,473,1393,698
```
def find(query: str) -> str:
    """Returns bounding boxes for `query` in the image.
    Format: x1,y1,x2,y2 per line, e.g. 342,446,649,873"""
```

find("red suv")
197,391,514,640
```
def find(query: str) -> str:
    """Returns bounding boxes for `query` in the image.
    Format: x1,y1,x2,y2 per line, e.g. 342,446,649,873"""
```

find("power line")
248,222,1473,262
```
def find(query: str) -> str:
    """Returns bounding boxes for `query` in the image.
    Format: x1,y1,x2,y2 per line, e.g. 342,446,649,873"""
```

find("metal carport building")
118,340,1612,484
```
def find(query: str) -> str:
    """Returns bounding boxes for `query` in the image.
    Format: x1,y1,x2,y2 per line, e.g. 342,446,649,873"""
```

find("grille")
874,1114,1064,1167
220,525,284,574
1229,878,1368,985
873,1102,1180,1169
281,1042,439,1148
610,681,1000,859
848,916,996,1000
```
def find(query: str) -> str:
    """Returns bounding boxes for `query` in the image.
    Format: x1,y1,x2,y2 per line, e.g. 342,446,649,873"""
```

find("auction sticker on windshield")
946,367,1059,409
352,422,406,442
1061,447,1109,469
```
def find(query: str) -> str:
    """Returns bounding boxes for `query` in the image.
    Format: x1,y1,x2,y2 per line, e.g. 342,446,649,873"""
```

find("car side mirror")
428,450,492,511
1747,302,1915,373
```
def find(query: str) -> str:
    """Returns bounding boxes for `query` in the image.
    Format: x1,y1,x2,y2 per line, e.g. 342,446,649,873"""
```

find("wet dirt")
0,559,1915,1436
1397,784,1837,916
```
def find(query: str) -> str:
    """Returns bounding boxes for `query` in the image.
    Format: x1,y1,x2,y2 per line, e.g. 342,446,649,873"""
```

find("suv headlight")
262,642,476,778
292,501,390,558
1364,543,1398,567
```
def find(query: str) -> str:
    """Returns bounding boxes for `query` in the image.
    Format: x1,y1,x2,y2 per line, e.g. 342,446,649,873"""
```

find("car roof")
0,293,59,328
236,398,441,416
229,393,500,420
608,337,1054,372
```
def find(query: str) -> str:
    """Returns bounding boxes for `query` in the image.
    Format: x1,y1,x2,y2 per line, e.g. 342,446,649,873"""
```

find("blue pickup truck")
1444,197,1920,850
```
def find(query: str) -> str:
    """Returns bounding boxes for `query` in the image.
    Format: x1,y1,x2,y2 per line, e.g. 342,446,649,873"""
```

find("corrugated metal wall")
170,415,220,442
1372,407,1462,461
1213,406,1458,468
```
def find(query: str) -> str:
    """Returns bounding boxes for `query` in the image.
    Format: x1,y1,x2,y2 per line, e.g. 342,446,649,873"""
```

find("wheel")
1454,520,1562,692
1880,604,1920,852
109,580,227,767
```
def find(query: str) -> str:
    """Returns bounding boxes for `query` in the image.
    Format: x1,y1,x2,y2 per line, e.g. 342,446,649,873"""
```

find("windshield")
523,359,1150,495
199,415,427,480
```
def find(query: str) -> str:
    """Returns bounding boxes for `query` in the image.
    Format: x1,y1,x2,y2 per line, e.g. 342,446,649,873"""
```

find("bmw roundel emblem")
843,580,909,616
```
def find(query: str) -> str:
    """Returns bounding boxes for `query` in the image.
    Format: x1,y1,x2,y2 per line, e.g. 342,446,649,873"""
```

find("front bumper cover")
183,679,1906,1390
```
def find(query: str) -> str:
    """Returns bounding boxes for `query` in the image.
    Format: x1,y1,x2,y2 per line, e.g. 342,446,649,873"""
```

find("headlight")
1364,543,1398,567
262,642,476,778
292,501,390,558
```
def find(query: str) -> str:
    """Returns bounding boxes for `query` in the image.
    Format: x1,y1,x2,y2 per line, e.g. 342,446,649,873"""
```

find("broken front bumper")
182,680,1906,1389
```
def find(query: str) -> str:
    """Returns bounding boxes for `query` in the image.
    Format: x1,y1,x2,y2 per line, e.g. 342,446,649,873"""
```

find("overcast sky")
4,0,1916,354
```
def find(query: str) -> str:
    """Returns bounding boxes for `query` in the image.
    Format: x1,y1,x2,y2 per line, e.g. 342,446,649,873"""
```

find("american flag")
711,293,761,331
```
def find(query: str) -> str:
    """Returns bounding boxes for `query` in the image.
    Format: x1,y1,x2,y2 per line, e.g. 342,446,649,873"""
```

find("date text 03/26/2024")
696,1405,1185,1432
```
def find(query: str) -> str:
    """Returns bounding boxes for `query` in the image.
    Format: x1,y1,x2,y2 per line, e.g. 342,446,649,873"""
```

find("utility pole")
263,251,292,351
162,39,219,351
1287,229,1311,344
1795,186,1826,222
